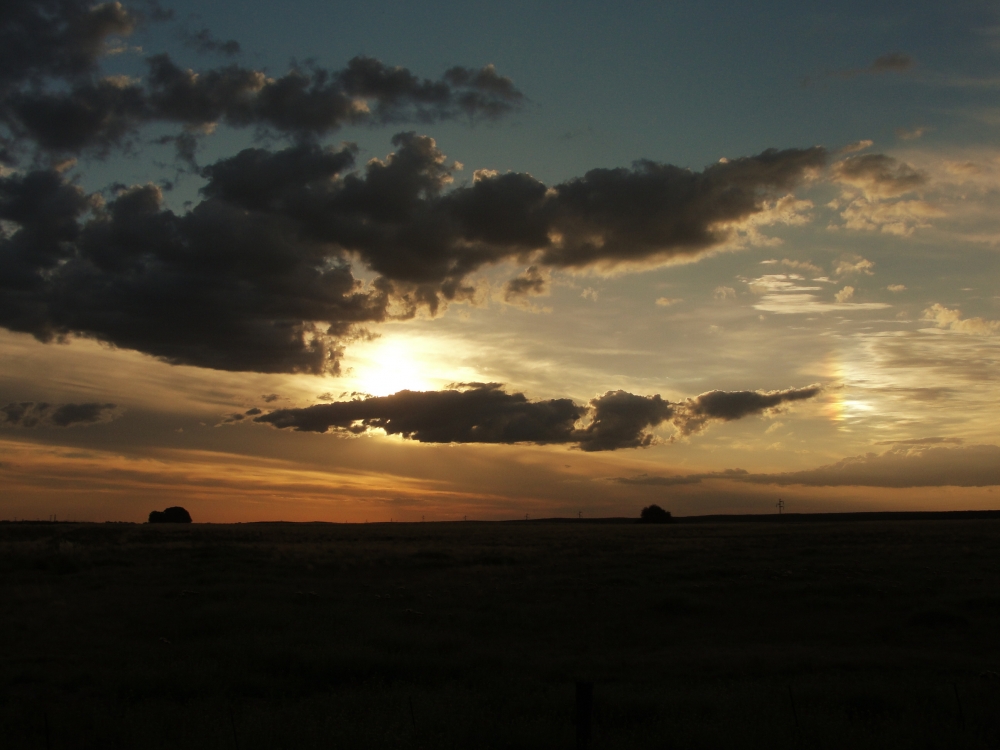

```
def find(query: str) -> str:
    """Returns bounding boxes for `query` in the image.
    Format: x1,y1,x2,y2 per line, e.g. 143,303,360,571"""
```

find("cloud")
747,274,889,314
834,286,854,303
255,382,821,450
828,154,943,236
0,159,391,373
713,286,736,300
503,265,550,304
0,1,137,97
0,136,827,372
804,53,914,87
840,139,874,154
923,304,1000,335
575,390,674,451
0,3,524,160
836,197,942,236
895,126,930,141
834,255,875,275
742,444,1000,487
655,297,681,307
1,400,119,427
874,436,963,446
612,443,1000,488
610,473,703,486
670,385,822,436
868,53,914,74
256,383,586,445
761,258,823,274
887,284,906,292
832,154,927,198
180,27,240,56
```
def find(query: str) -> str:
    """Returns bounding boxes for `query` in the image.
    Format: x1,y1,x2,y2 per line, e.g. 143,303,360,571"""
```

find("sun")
344,334,441,397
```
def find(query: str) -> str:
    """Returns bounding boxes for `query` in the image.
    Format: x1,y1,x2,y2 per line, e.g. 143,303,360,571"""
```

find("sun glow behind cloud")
340,332,484,397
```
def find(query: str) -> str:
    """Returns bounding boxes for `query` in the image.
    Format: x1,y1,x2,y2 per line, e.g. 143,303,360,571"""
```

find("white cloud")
834,286,855,303
713,286,736,300
747,275,889,314
923,304,1000,335
834,255,875,276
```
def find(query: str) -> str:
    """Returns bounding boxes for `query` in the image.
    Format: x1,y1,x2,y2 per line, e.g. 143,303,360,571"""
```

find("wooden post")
576,681,593,750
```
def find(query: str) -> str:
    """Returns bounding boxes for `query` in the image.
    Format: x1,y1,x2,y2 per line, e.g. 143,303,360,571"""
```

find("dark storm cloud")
0,160,389,373
255,383,585,445
0,1,137,96
671,385,822,436
6,54,524,157
0,2,826,375
575,391,673,451
0,134,826,373
255,383,819,451
196,135,825,289
1,400,119,427
1,0,524,160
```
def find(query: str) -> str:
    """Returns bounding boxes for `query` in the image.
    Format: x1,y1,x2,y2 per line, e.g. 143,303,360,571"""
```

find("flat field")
2,517,1000,749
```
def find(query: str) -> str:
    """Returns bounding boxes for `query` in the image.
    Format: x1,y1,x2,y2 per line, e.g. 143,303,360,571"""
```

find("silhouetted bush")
148,507,192,524
639,504,672,524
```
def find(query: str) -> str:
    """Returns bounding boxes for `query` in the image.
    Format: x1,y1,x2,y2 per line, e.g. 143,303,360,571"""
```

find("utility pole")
776,498,784,514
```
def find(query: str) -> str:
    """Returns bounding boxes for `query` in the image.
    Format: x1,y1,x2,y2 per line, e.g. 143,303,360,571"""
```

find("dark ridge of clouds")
741,444,1000,488
1,400,119,427
255,383,585,445
874,436,964,446
576,391,673,452
196,135,825,288
672,385,822,436
255,383,820,451
612,444,1000,488
611,473,703,486
0,138,827,372
7,54,524,157
610,467,750,486
0,1,137,97
0,162,389,374
1,0,525,161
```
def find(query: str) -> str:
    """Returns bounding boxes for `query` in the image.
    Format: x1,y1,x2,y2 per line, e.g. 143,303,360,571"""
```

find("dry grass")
2,518,1000,748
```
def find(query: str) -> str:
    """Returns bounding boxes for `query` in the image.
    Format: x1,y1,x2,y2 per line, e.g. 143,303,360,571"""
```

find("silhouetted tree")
639,504,672,524
148,507,192,523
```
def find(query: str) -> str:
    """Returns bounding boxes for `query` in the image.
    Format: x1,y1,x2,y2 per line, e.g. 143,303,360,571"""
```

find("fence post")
576,681,593,750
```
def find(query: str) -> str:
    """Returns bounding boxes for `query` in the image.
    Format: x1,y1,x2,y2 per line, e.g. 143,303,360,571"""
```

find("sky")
3,0,1000,522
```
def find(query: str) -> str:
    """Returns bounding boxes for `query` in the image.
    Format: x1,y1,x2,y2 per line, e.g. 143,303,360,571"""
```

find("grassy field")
2,517,1000,748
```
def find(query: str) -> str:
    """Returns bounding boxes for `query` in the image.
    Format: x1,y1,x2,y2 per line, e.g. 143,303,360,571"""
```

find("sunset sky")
3,0,1000,522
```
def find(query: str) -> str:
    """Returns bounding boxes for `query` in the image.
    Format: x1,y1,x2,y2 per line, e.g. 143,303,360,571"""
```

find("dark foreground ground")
2,516,1000,749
